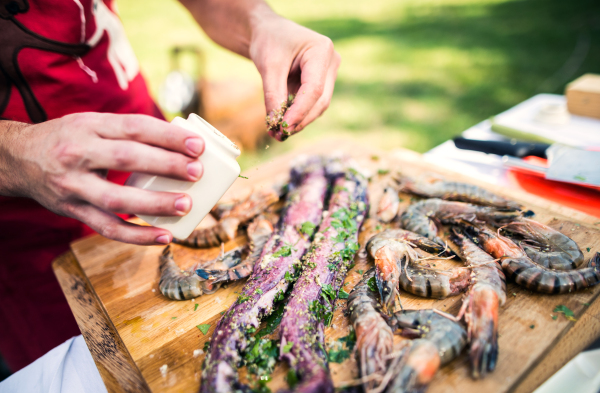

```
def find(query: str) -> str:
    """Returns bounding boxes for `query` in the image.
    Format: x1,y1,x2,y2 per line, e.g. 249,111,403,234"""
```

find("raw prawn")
450,228,506,379
466,223,600,294
159,215,275,300
367,229,465,312
174,187,280,248
395,174,521,210
400,198,520,247
387,309,467,393
196,216,275,285
347,268,395,393
500,218,585,270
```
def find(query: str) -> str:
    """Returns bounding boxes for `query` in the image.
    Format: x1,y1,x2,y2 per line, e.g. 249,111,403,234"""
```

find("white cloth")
0,336,106,393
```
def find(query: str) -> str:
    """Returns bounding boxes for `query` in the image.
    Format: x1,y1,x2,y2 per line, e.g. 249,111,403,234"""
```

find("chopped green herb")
327,263,336,270
194,304,199,311
244,338,279,378
238,175,249,179
255,289,263,295
377,169,390,175
238,294,251,304
287,369,299,389
574,175,587,182
203,341,210,351
530,325,535,329
274,290,285,302
284,271,294,282
375,224,382,231
320,284,336,304
197,324,211,335
171,317,177,320
367,277,378,292
256,302,286,339
220,311,225,315
584,302,590,306
358,269,364,275
272,244,294,258
552,315,558,320
553,305,577,321
310,300,333,326
587,247,591,252
328,348,350,363
299,221,316,237
347,263,356,271
282,342,294,353
338,289,349,299
371,155,380,161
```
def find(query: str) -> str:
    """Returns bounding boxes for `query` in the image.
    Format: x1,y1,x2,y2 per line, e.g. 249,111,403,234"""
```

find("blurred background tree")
119,0,600,170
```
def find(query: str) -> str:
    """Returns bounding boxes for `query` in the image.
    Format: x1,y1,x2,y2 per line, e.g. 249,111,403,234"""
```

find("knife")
453,137,600,187
453,137,550,158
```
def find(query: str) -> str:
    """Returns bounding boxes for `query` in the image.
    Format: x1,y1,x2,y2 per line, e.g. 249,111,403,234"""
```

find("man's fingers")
259,54,294,140
81,113,204,158
282,40,334,134
74,175,192,217
292,52,340,133
89,140,203,181
68,202,172,245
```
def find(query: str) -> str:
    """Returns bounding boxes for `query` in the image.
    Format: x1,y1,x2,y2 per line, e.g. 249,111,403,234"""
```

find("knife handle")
453,137,550,158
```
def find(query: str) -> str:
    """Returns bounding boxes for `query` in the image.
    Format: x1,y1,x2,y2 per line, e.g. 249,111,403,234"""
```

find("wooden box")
566,74,600,119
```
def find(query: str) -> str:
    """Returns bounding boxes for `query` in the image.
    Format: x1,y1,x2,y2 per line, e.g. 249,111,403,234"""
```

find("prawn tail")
468,288,500,378
469,324,498,379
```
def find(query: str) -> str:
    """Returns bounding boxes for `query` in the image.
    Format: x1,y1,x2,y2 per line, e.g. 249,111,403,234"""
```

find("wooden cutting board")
53,138,600,393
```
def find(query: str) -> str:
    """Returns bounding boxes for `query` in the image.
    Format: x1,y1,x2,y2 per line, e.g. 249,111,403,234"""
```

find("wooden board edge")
510,294,600,393
52,251,151,393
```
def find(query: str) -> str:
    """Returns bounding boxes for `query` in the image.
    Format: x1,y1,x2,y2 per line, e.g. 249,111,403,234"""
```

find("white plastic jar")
125,114,241,239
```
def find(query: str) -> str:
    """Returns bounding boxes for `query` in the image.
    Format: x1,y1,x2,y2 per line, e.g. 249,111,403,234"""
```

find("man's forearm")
0,120,30,197
179,0,278,58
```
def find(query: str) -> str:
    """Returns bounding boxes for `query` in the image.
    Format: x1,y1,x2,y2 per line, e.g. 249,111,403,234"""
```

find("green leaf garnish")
282,342,294,353
194,304,199,311
238,294,251,304
338,289,349,299
367,277,377,292
197,324,210,335
553,305,577,321
287,369,299,389
272,244,294,258
378,169,390,175
299,221,316,237
238,175,249,179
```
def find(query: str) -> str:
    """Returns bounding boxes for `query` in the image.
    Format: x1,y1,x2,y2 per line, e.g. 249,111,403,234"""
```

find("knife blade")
453,137,600,187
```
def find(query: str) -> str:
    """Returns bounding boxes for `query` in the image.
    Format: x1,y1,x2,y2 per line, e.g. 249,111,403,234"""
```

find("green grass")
118,0,600,168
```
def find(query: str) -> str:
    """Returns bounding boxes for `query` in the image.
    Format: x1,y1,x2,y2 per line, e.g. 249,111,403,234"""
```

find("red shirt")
0,0,163,371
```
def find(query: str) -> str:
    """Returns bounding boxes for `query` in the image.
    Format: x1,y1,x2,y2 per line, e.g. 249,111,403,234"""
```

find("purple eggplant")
200,156,328,393
279,165,368,393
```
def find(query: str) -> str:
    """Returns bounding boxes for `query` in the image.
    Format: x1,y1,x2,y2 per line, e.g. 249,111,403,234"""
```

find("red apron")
0,0,163,371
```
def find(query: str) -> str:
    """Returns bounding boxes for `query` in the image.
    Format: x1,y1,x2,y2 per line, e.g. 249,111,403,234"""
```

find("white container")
125,114,241,239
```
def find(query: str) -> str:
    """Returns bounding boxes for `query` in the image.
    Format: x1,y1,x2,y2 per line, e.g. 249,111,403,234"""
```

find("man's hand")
180,0,340,141
0,113,204,245
250,14,341,141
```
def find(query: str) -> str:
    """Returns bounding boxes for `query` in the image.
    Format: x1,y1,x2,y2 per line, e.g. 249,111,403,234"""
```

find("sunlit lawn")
119,0,600,169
